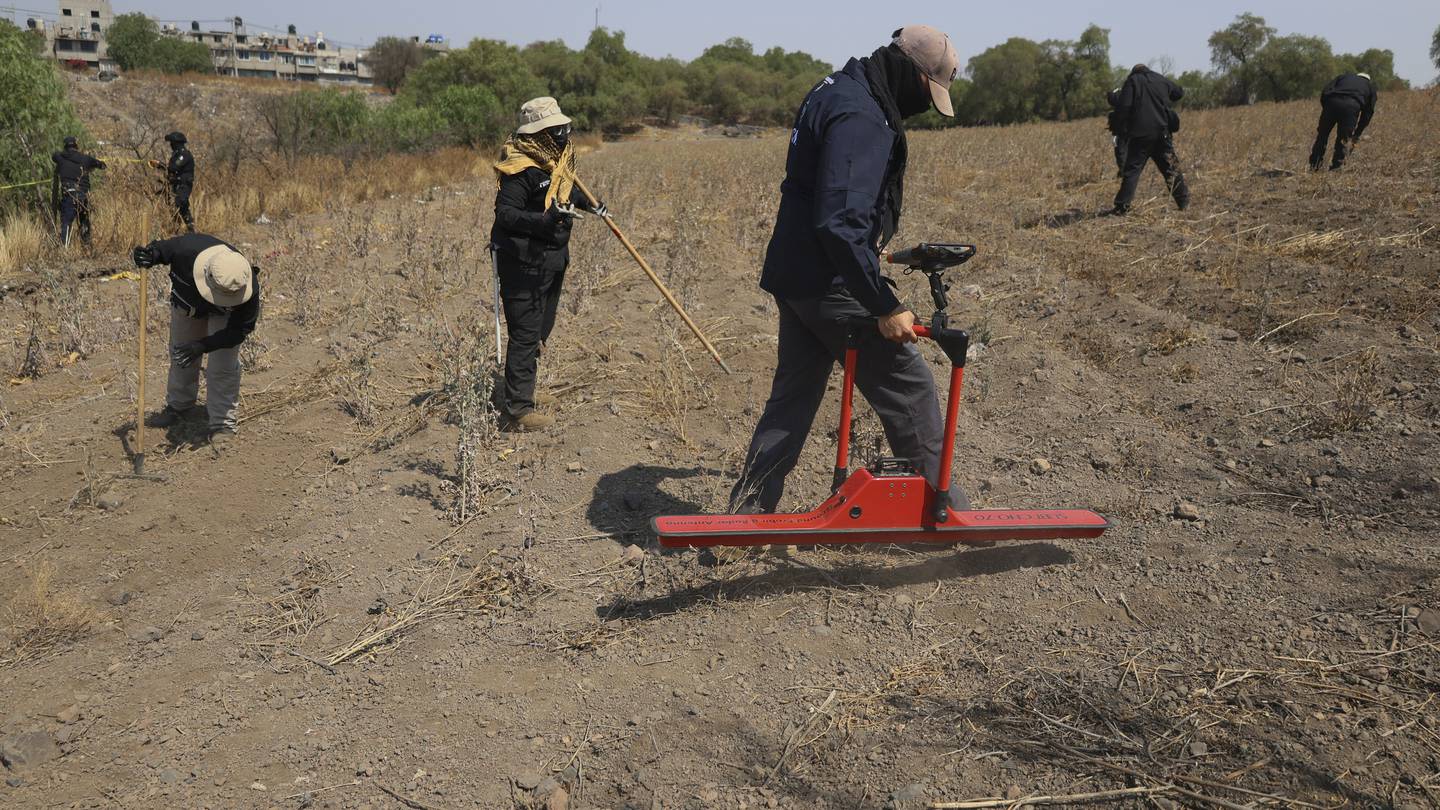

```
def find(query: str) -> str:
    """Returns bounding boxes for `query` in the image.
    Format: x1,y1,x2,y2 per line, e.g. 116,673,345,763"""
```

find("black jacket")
1321,73,1377,136
759,58,903,317
1113,67,1183,139
489,168,590,270
167,146,195,186
52,148,105,192
145,233,261,350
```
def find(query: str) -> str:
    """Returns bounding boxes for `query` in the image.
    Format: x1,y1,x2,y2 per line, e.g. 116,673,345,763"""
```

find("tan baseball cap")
193,244,254,308
515,96,572,135
893,25,960,117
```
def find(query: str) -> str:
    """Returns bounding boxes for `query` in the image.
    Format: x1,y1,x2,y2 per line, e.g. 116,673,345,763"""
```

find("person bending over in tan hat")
132,233,260,450
730,25,970,515
489,96,605,432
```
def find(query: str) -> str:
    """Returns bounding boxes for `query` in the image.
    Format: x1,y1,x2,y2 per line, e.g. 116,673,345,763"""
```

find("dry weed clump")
15,323,49,380
0,213,48,272
325,552,527,666
435,320,504,524
1297,348,1385,436
1,562,96,668
241,552,348,644
1148,325,1201,356
333,352,378,427
638,329,719,444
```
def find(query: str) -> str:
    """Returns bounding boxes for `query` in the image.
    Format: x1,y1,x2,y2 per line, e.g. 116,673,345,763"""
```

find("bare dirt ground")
2,87,1439,810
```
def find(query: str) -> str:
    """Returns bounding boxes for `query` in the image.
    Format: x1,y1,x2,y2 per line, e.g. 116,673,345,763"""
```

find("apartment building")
28,0,115,70
163,20,375,85
20,1,448,86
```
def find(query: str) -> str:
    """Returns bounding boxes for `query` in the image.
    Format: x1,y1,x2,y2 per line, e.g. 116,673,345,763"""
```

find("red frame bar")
936,367,964,495
834,347,858,480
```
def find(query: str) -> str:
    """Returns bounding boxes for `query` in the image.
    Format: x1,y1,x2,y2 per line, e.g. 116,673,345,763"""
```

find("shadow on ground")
600,541,1074,620
1022,208,1105,229
586,463,722,547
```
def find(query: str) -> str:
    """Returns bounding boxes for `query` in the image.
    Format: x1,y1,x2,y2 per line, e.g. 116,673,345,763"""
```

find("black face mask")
545,125,570,153
894,59,933,118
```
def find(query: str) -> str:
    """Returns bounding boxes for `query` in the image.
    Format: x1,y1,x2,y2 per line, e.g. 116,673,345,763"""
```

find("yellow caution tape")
0,179,48,191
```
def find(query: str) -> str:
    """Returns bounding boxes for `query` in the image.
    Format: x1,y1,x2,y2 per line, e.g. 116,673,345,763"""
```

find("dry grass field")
0,82,1438,810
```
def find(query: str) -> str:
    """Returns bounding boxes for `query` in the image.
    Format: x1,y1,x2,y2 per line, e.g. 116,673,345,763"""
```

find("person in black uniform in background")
1109,65,1189,216
1310,72,1377,171
150,131,195,232
51,136,105,246
489,97,604,432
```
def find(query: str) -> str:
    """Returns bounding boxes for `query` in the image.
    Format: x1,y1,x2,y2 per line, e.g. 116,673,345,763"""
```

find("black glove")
592,200,610,218
172,341,205,368
132,245,158,268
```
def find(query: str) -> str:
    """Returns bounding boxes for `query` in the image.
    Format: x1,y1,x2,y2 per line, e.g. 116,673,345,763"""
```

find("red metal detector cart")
654,243,1110,548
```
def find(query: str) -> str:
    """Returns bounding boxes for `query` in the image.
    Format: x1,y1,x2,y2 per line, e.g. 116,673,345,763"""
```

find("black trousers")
1114,134,1189,211
1310,101,1360,170
731,289,965,514
498,257,566,418
58,189,91,246
171,182,194,230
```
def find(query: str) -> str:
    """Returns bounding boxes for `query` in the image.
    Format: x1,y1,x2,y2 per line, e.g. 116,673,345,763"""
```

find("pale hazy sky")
11,1,1437,83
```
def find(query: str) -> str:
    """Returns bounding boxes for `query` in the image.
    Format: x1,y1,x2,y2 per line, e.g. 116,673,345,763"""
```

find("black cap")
63,136,78,148
164,131,187,144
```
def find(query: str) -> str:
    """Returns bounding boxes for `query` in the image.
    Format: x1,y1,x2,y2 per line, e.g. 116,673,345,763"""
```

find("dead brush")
638,330,717,444
66,446,111,511
1,562,96,668
237,362,341,425
336,207,377,258
35,266,98,360
16,323,48,380
241,552,348,643
438,324,502,524
1296,348,1385,436
1066,326,1126,372
1148,325,1201,356
238,335,273,373
325,551,529,666
333,351,378,427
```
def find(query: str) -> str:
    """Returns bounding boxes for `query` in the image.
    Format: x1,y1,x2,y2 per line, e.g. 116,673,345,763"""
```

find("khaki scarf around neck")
493,135,577,210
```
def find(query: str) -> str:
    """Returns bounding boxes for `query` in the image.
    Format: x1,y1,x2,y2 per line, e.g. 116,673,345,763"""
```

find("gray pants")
731,290,958,513
166,306,241,431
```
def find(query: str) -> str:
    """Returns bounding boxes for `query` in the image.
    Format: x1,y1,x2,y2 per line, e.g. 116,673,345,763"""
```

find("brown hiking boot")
502,411,555,432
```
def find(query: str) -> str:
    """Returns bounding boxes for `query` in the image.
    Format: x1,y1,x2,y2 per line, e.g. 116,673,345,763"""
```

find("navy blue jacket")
759,58,902,317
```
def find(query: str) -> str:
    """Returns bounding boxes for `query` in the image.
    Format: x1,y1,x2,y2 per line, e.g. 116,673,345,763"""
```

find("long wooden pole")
572,177,732,375
134,214,148,475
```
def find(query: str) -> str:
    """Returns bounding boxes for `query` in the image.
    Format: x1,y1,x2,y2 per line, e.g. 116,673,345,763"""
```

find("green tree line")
107,13,214,75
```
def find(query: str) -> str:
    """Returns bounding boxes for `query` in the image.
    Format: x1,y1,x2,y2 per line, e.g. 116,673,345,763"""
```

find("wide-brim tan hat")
193,244,254,308
893,25,960,117
516,96,572,135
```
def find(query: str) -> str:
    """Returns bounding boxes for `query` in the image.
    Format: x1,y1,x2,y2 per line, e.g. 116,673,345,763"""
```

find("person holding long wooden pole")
131,233,260,452
489,97,605,433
